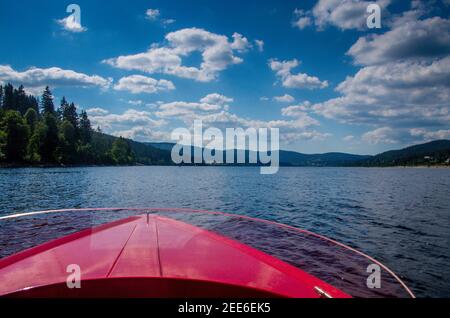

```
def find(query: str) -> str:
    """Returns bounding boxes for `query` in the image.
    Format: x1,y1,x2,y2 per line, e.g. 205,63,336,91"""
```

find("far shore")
1,163,449,169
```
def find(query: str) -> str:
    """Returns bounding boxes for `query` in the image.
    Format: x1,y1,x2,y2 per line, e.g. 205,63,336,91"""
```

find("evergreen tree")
41,113,59,162
41,86,55,114
0,110,30,162
58,96,69,120
79,110,92,144
28,96,39,114
59,120,77,163
3,84,15,110
63,102,79,130
0,129,6,161
0,85,3,109
111,137,135,164
0,90,5,122
16,85,28,115
24,108,38,133
77,143,94,164
28,121,47,163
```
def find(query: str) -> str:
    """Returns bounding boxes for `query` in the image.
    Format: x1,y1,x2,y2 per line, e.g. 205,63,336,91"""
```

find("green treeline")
0,84,135,166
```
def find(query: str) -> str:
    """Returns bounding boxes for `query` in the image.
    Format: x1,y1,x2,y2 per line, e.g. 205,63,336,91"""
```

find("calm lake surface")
1,166,449,297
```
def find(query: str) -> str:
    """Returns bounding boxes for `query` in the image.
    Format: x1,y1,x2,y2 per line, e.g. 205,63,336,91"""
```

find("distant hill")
145,142,176,152
92,133,173,165
362,140,450,166
147,142,371,166
278,150,371,166
147,140,450,167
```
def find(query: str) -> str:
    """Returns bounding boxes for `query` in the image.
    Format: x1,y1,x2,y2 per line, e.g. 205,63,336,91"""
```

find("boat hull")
0,215,350,298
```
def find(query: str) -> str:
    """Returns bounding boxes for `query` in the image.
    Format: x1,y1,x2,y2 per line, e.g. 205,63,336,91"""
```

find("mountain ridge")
145,140,450,167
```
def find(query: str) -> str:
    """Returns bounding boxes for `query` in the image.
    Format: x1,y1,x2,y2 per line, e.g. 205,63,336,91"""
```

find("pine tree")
41,113,59,163
59,120,77,163
0,85,3,109
111,137,135,164
0,110,30,162
28,96,39,114
0,130,6,161
79,110,92,144
3,83,15,110
16,85,28,115
58,96,69,120
63,102,79,130
41,86,55,114
0,86,4,124
24,108,39,132
28,121,46,163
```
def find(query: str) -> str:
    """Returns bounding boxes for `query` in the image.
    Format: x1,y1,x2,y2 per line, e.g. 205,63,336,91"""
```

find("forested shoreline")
0,84,137,166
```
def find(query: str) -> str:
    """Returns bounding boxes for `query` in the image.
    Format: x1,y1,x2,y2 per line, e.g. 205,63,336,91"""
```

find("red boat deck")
0,215,350,298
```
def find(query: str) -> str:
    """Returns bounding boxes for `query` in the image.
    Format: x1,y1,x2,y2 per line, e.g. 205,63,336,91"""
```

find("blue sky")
0,0,449,155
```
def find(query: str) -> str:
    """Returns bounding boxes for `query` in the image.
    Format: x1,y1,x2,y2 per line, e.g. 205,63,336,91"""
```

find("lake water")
0,166,449,297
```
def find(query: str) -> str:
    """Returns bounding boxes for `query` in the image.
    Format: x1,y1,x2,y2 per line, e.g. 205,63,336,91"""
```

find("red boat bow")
0,214,350,298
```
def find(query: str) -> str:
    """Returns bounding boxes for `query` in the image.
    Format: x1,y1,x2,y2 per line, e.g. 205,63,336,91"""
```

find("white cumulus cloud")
89,108,167,134
57,15,87,33
281,101,312,117
255,40,264,52
153,95,327,144
269,59,328,89
145,8,176,26
313,57,450,127
0,65,111,93
146,9,160,20
104,28,250,82
86,108,109,116
292,9,313,30
200,93,234,106
362,127,398,144
311,0,390,31
274,94,295,103
114,75,175,94
348,16,450,65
